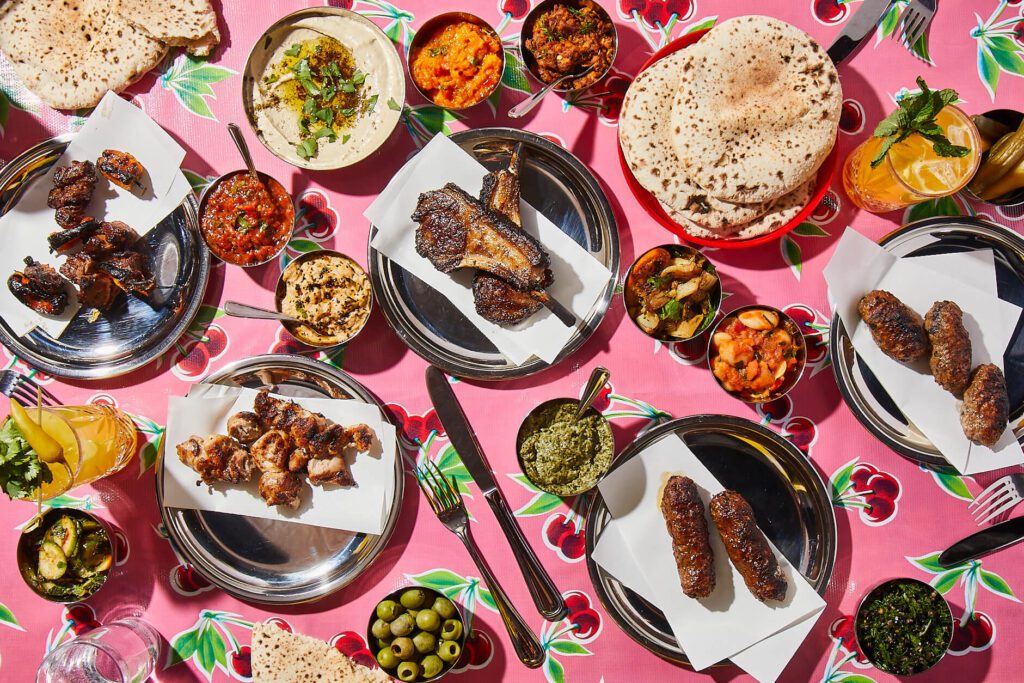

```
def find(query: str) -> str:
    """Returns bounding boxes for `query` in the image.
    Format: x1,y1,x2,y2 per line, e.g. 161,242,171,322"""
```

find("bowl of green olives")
367,586,468,681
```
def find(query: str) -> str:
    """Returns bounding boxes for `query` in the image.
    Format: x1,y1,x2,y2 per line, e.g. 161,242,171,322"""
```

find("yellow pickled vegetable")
979,157,1024,200
8,398,62,463
969,123,1024,195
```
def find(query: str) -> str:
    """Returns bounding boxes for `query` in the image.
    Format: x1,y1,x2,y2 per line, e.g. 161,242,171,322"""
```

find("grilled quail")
857,290,930,363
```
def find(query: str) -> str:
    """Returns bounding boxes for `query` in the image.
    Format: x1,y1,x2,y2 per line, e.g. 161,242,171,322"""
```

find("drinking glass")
36,405,137,500
842,105,981,213
36,617,160,683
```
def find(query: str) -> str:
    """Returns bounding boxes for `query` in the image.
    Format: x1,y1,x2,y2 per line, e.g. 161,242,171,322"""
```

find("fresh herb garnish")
303,96,316,114
659,299,682,321
387,97,401,111
366,94,379,114
871,77,970,168
284,43,302,57
0,419,50,500
429,45,449,57
295,138,319,160
236,214,251,232
291,58,320,96
342,134,351,144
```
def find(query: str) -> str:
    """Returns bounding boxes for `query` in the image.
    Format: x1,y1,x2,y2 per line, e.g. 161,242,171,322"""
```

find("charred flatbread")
251,622,391,683
115,0,220,57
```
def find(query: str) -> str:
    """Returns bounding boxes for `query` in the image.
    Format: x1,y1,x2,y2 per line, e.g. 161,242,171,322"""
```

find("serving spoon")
574,366,610,420
227,122,260,183
508,64,595,119
223,300,332,336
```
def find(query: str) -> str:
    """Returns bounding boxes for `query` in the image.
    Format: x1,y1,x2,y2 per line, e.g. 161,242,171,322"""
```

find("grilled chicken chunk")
925,301,972,398
250,430,292,473
961,364,1009,448
858,290,930,363
8,257,68,315
660,475,715,599
412,183,552,291
227,411,262,445
53,160,97,188
258,471,303,509
709,490,787,603
176,434,252,485
97,149,146,192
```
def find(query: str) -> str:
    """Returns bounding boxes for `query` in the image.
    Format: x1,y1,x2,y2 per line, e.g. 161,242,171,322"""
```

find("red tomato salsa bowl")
617,29,838,249
199,170,295,267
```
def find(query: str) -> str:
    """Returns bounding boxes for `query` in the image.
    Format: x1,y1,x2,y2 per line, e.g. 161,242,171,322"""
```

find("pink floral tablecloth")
2,1,1024,681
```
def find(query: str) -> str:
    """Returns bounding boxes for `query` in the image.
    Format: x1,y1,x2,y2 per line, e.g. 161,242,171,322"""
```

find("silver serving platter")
156,355,405,604
368,128,619,380
585,415,837,666
0,135,210,379
830,217,1024,468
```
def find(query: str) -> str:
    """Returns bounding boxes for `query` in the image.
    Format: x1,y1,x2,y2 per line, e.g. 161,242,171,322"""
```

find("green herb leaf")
295,138,318,159
284,43,302,57
429,46,448,57
342,134,351,144
236,214,251,232
659,299,682,321
387,97,401,111
0,418,51,500
313,127,337,141
291,58,320,96
302,96,315,115
366,94,379,114
871,77,966,167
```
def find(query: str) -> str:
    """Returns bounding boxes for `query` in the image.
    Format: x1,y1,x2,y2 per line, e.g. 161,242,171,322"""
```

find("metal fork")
969,472,1024,525
0,370,61,407
416,460,545,668
895,0,936,54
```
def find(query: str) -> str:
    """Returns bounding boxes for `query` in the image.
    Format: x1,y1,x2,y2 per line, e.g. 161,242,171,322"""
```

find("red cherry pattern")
950,612,995,655
784,416,818,454
330,631,377,669
839,99,865,135
63,604,101,636
383,404,445,447
1013,19,1024,47
810,190,841,224
589,383,613,413
782,303,828,365
562,590,603,643
265,617,293,633
230,645,252,679
173,323,228,381
811,0,850,25
828,615,869,665
848,463,902,525
87,393,118,407
667,334,708,364
594,73,631,124
500,0,531,20
542,513,586,563
756,396,793,424
169,563,213,596
294,190,339,241
451,629,494,672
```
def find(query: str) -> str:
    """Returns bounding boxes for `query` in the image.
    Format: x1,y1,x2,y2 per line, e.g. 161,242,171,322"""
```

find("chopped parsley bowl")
855,578,953,675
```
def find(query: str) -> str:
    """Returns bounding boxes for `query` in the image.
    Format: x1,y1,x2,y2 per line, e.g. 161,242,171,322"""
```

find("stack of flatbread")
0,0,220,111
619,15,841,241
251,622,392,683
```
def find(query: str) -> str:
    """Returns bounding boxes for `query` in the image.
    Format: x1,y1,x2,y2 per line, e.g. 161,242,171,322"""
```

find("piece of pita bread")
0,0,167,110
619,50,774,230
666,178,815,241
670,16,840,204
251,622,392,683
115,0,220,57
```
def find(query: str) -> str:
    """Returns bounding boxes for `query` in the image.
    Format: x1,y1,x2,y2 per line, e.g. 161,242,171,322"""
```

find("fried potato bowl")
708,305,806,403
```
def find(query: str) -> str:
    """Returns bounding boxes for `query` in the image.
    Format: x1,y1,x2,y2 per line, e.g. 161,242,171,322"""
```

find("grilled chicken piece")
98,251,154,297
177,434,253,484
97,149,146,192
60,253,121,310
254,390,373,456
709,490,787,603
660,475,716,599
8,257,68,315
412,183,552,291
288,448,311,474
227,411,262,445
250,430,292,473
307,455,351,486
53,160,97,188
84,221,141,258
925,301,972,398
858,290,930,363
961,364,1009,447
258,471,303,509
48,219,101,254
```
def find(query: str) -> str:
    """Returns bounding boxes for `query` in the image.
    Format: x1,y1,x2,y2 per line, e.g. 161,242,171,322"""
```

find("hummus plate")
243,8,405,170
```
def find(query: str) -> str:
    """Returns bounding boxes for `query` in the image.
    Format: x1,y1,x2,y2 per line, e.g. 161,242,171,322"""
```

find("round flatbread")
115,0,220,57
619,50,774,230
666,178,815,241
0,0,167,110
670,15,841,204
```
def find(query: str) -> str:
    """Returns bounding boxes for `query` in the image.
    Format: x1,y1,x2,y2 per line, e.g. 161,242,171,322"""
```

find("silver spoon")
223,300,330,335
508,64,595,119
227,123,260,183
574,366,610,421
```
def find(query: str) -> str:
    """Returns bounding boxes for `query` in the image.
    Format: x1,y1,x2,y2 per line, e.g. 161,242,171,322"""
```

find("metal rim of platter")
155,354,405,604
368,127,619,380
584,415,837,666
0,135,210,379
829,216,1024,468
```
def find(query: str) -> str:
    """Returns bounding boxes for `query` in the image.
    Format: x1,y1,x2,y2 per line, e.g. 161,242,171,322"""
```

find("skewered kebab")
7,257,68,315
709,490,788,603
47,160,97,230
660,475,716,599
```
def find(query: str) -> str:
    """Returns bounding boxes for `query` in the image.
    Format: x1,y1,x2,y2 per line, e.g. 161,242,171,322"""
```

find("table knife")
827,0,893,66
426,366,568,621
938,517,1024,568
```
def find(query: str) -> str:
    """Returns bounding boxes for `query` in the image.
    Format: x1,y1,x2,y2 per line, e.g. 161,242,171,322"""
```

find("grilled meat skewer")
660,475,716,599
924,301,972,398
8,257,68,315
48,160,97,229
961,364,1009,448
97,149,146,192
858,290,930,363
709,490,788,603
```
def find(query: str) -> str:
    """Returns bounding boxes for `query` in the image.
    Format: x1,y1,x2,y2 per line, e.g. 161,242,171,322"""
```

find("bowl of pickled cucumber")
17,509,113,602
367,586,468,681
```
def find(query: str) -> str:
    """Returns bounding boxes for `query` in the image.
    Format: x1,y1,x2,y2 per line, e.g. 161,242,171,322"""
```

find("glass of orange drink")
34,405,137,500
843,105,981,213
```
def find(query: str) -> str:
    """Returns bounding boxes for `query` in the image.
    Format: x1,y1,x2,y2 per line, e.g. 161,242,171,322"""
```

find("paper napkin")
594,434,826,679
0,91,192,338
163,387,397,534
364,133,612,366
824,227,1023,474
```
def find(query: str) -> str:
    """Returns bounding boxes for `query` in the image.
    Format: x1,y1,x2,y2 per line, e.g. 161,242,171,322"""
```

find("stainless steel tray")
156,355,405,604
368,127,619,380
0,135,210,379
830,217,1024,468
585,415,836,665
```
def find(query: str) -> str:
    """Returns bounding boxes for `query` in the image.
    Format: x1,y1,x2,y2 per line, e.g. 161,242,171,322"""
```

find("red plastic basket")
617,29,839,249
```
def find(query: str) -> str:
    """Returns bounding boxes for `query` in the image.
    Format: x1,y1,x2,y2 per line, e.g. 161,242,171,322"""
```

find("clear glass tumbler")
36,617,160,683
